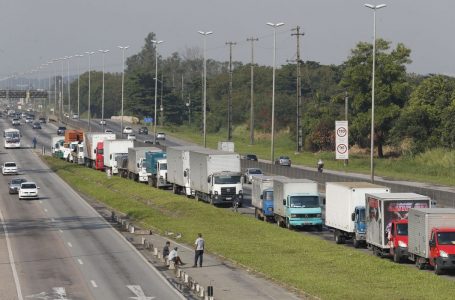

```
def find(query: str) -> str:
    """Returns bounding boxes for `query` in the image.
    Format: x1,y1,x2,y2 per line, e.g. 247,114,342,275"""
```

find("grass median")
44,156,455,300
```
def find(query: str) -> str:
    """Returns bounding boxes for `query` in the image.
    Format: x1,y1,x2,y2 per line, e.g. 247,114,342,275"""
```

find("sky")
0,0,454,80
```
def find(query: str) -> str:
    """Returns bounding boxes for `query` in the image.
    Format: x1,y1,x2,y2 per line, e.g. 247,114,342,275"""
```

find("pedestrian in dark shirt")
163,241,170,259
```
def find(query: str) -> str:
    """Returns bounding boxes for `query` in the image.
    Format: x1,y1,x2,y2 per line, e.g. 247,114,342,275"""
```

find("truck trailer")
83,132,116,169
189,148,243,205
408,208,455,274
103,139,134,175
325,182,390,248
251,175,287,222
365,193,431,260
273,178,322,230
167,145,205,196
127,147,161,182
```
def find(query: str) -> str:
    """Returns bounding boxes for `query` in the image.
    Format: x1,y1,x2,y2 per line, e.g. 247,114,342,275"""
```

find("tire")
393,250,401,263
353,238,361,249
334,231,344,244
286,218,292,229
434,263,444,275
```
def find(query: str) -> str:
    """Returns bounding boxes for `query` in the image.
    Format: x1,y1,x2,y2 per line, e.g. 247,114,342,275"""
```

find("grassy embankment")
45,156,455,300
163,125,455,187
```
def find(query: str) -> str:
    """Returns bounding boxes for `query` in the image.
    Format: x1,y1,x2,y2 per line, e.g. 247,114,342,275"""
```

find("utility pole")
291,26,305,153
226,41,236,141
247,37,258,145
160,72,164,127
345,90,349,166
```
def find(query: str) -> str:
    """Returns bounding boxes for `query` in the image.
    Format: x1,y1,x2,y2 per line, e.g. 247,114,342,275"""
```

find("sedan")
127,133,136,141
25,117,33,124
275,156,291,167
57,126,66,135
39,117,46,123
12,118,21,126
105,129,113,134
244,168,264,184
32,122,42,129
2,162,18,175
123,126,133,134
8,178,28,194
19,182,40,200
156,132,166,140
138,126,148,135
244,154,258,161
99,120,106,125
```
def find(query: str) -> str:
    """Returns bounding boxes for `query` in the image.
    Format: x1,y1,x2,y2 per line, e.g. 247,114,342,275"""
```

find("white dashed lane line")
90,280,98,288
67,242,73,248
77,259,84,265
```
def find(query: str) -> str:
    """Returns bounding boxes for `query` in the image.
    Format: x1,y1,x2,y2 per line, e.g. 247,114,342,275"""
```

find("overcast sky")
0,0,454,79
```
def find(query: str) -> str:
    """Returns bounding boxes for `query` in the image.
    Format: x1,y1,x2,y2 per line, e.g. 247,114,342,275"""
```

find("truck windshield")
358,209,365,222
437,232,455,245
214,175,241,184
97,149,103,155
264,190,273,201
396,223,408,236
289,196,319,208
160,163,167,170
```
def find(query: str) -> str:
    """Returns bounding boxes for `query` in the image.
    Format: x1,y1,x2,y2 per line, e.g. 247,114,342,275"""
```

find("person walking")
193,233,205,267
32,137,37,149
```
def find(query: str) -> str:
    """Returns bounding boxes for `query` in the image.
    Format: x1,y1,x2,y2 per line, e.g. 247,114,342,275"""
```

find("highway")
0,117,184,299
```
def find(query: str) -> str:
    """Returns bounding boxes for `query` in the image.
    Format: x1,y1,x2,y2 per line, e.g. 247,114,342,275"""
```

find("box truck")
83,132,116,169
366,193,431,260
127,147,161,182
325,182,390,248
252,175,287,222
167,146,205,196
273,178,322,230
103,140,134,174
189,148,243,205
217,141,234,152
408,208,455,274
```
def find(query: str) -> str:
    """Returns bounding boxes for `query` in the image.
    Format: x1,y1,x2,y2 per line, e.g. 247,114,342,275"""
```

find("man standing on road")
32,137,37,149
193,233,205,267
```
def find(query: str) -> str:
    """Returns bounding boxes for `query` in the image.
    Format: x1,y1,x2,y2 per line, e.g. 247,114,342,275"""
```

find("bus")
4,128,21,149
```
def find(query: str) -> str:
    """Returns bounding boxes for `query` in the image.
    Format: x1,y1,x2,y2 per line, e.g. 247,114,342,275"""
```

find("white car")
2,162,18,175
99,120,106,125
72,114,79,119
123,126,133,134
156,132,166,140
18,182,40,200
127,133,136,141
244,168,264,183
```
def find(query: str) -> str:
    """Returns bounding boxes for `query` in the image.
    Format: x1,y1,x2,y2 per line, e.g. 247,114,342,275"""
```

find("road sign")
335,120,349,160
144,117,153,123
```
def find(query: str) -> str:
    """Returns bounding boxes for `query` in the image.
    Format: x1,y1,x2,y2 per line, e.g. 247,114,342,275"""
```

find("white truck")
217,141,234,152
273,178,322,230
83,132,116,168
167,145,205,196
325,182,390,248
69,141,84,164
103,139,134,175
51,134,64,154
189,148,243,205
408,208,455,274
252,175,287,222
127,147,161,182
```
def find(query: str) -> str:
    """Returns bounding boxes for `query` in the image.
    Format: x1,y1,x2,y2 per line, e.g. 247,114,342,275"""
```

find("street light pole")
365,3,386,184
98,50,110,126
118,46,129,137
66,56,72,116
85,51,95,131
74,54,84,119
198,30,213,148
266,22,285,163
151,40,163,144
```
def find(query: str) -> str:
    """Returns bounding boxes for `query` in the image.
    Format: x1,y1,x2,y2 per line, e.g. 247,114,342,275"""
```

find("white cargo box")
273,178,318,218
103,139,134,167
167,146,206,187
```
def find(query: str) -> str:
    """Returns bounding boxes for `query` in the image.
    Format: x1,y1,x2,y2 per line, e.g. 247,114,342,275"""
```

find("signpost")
335,121,349,160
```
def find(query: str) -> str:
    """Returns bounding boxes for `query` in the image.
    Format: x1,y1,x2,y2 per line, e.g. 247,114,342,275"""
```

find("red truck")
83,132,116,170
95,142,104,170
388,219,409,263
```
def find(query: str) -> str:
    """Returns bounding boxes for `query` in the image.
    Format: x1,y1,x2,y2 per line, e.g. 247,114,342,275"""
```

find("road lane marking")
53,287,68,300
39,200,43,204
59,229,63,233
44,208,48,213
0,207,24,300
90,280,98,288
77,259,84,265
51,218,55,222
67,242,72,248
127,285,155,300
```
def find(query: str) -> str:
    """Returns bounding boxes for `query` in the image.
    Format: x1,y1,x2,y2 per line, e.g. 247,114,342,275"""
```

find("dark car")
39,117,46,123
8,178,27,194
138,126,148,135
57,126,66,135
275,155,291,167
244,154,258,161
32,122,41,129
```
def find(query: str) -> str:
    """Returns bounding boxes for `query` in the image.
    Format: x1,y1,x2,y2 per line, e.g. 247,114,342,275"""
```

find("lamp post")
266,22,285,163
118,46,129,137
85,51,95,131
66,56,72,116
74,54,84,119
365,3,386,184
98,49,110,126
198,30,213,147
151,40,163,144
52,59,59,116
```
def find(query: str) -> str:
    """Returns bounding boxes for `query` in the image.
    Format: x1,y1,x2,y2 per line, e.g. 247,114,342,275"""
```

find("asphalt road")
0,117,184,299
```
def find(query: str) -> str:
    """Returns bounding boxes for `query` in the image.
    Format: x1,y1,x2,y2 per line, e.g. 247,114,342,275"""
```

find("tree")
339,39,411,157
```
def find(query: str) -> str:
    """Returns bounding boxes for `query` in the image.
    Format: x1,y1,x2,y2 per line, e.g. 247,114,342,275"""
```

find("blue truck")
251,176,287,222
144,151,171,189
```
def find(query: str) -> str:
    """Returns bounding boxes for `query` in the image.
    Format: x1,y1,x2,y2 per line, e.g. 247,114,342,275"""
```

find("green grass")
163,125,455,186
44,156,455,300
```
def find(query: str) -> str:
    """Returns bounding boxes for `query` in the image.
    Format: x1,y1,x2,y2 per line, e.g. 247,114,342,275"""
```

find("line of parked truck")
51,130,455,275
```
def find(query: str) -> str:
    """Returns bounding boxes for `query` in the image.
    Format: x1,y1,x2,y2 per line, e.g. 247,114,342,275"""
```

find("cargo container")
273,178,322,230
64,129,83,143
325,182,390,248
103,139,134,174
252,176,287,222
408,208,455,274
365,193,431,259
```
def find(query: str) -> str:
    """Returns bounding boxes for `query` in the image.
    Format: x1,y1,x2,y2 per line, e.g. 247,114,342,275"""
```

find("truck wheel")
353,238,361,248
334,231,344,244
393,250,401,263
286,218,292,229
415,259,425,270
434,263,444,275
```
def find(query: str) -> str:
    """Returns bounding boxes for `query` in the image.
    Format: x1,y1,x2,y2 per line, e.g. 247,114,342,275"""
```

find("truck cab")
351,206,366,248
260,188,274,220
389,219,409,263
156,158,169,187
95,142,104,170
207,171,243,205
284,193,322,230
429,228,455,274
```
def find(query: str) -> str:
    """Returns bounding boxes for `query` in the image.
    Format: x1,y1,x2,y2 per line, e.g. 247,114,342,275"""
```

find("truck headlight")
398,241,407,248
316,214,322,218
440,250,449,258
290,214,297,218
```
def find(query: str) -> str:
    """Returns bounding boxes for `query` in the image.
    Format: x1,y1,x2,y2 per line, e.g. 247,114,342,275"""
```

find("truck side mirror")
183,170,187,177
207,176,211,183
429,240,436,248
351,213,355,222
260,195,263,200
282,199,286,205
137,163,140,168
94,149,96,154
